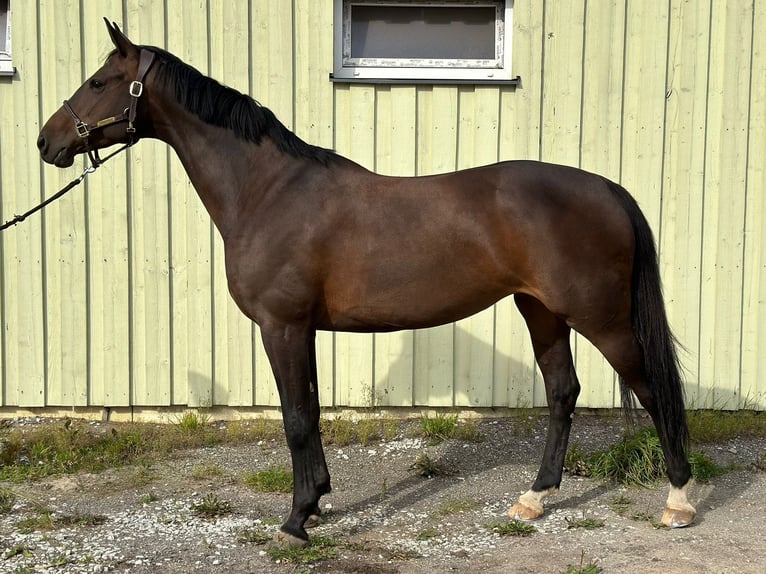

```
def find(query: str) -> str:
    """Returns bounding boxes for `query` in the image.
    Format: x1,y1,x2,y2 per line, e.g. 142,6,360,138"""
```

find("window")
332,0,517,84
0,0,11,77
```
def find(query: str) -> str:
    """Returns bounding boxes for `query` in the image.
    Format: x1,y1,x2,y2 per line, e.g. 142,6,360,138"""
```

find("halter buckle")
74,121,90,138
129,81,144,98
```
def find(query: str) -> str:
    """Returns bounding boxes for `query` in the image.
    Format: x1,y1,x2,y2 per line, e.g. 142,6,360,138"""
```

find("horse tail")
605,179,689,460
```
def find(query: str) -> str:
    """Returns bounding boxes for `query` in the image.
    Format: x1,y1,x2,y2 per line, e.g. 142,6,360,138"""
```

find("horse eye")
89,78,105,91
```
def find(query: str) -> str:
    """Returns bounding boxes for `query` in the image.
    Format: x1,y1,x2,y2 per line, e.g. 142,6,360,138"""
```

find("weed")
191,492,233,517
225,419,282,443
238,527,272,545
4,544,33,560
174,410,211,434
266,535,339,564
415,527,439,541
138,492,159,505
588,427,729,487
609,493,632,515
486,520,536,537
191,463,225,481
357,419,382,446
243,466,293,493
409,452,448,478
16,509,54,533
382,419,400,441
453,420,485,442
631,511,668,530
688,451,727,483
565,513,605,530
589,428,666,487
420,413,458,444
511,405,540,435
0,487,16,514
753,452,766,472
564,442,593,477
438,499,477,515
565,550,601,574
56,513,107,527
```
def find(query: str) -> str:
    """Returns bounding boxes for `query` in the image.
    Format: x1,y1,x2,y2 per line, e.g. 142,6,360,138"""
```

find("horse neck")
148,100,292,238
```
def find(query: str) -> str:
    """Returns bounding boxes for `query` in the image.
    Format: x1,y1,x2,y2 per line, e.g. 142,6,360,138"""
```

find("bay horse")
37,20,695,545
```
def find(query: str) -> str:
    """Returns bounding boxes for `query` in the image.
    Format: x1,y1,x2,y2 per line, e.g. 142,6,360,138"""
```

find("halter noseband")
63,49,156,167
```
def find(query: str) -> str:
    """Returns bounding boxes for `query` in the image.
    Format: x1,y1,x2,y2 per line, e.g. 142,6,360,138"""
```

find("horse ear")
104,18,137,58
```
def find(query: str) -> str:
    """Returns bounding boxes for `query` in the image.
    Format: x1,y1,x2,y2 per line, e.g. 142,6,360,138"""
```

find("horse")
37,20,696,546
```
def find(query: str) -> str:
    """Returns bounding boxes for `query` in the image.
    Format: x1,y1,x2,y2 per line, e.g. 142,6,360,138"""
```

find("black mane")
141,46,336,165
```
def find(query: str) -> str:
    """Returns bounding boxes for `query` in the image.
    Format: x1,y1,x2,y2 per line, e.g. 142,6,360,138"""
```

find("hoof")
273,530,310,548
661,506,696,528
508,501,544,521
304,513,322,529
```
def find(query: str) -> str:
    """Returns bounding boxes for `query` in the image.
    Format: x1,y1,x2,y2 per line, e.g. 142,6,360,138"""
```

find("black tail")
606,180,689,465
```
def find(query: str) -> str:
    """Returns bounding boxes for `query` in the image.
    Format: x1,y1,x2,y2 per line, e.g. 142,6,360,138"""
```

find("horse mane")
140,45,337,165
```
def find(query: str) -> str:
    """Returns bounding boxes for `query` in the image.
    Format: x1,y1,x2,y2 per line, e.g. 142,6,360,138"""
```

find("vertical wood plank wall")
0,1,764,412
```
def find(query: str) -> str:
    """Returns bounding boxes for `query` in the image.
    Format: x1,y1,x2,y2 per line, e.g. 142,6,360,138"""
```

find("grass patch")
409,452,448,478
438,499,478,516
688,410,766,442
266,535,339,564
13,508,104,533
243,466,293,493
239,527,272,545
0,416,291,483
415,527,439,541
566,427,730,487
0,487,16,514
190,492,233,517
631,511,668,530
173,410,211,434
4,544,33,560
688,451,727,482
138,492,159,505
487,520,536,537
565,514,605,530
320,417,401,447
191,463,226,481
609,493,632,515
420,413,458,444
589,428,666,487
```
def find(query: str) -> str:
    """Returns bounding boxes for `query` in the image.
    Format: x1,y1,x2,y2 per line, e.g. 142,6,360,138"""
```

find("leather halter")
63,49,156,167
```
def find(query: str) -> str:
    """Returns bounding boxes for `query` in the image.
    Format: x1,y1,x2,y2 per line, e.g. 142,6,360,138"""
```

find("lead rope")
0,141,133,232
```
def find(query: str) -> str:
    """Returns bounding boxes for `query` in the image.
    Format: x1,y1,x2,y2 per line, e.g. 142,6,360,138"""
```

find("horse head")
38,19,154,168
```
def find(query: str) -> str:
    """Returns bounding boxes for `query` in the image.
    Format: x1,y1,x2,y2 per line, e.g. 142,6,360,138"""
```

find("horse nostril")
37,134,47,152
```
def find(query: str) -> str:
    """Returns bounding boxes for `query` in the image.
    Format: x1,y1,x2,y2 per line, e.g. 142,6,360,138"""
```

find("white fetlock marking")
517,486,558,514
666,479,695,513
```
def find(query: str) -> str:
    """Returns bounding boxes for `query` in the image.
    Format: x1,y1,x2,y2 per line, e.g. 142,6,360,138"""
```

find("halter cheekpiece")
63,49,156,167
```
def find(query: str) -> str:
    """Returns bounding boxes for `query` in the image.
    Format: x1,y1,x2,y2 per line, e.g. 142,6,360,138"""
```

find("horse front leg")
260,324,330,546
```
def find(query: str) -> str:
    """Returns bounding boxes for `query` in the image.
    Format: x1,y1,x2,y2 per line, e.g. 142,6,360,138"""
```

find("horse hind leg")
509,294,580,521
588,323,696,528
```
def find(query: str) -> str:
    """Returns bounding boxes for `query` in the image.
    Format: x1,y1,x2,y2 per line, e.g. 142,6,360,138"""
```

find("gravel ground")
1,414,765,573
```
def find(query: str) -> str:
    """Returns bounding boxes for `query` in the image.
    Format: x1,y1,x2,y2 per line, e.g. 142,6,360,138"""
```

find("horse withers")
37,20,696,546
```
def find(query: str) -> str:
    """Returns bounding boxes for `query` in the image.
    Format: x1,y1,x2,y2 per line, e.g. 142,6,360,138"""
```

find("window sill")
329,73,521,86
0,59,14,76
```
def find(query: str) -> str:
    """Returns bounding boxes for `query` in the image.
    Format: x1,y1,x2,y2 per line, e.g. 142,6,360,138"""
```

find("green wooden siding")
0,1,764,411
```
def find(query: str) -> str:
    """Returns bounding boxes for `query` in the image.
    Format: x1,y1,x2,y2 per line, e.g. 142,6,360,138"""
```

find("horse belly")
320,247,523,332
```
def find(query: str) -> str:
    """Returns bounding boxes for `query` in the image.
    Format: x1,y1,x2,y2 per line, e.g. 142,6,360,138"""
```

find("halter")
0,49,156,232
62,49,156,168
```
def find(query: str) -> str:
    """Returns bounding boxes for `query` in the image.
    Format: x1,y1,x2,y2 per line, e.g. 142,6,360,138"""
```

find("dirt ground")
1,414,765,573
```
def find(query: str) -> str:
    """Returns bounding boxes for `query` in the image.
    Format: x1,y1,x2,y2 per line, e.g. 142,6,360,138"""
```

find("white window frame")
0,0,12,77
332,0,516,84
